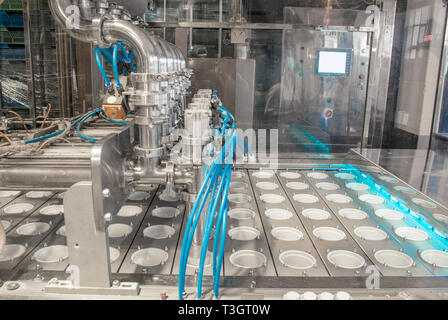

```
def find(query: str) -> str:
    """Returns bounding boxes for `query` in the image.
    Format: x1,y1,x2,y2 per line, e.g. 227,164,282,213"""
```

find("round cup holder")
152,207,180,219
279,250,316,270
131,248,169,267
229,250,267,269
327,250,365,269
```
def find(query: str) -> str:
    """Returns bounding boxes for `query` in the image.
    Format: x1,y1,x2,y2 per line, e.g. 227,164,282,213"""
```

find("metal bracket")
45,279,140,296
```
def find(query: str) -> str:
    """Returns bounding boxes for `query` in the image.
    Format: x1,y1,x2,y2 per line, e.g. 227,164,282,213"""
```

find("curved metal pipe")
49,0,99,43
103,20,159,74
49,0,160,75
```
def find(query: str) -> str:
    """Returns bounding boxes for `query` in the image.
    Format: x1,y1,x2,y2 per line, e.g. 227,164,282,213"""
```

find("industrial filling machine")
0,0,447,301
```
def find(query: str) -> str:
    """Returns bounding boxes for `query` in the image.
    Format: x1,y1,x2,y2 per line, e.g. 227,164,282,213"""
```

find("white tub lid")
143,225,176,240
293,194,319,204
271,227,303,241
40,205,64,216
107,224,133,238
33,245,69,264
260,194,285,204
313,227,346,241
316,182,340,191
265,208,293,220
228,208,255,220
327,250,365,269
420,250,448,268
25,191,52,199
229,250,267,269
354,226,388,241
228,226,260,241
256,182,279,191
16,222,50,236
307,172,328,180
117,205,143,217
286,182,309,191
152,207,180,219
338,208,368,220
326,194,352,204
131,248,169,267
280,172,301,179
374,249,413,269
279,250,316,270
395,227,428,242
302,208,331,221
4,203,34,215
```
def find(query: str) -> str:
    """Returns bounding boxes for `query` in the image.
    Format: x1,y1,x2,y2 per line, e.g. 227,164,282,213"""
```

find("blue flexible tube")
99,113,127,125
94,47,112,88
113,44,132,88
213,136,236,297
25,129,64,144
178,163,219,299
178,133,236,298
25,110,98,144
76,113,99,142
99,48,114,64
197,164,231,298
213,167,231,297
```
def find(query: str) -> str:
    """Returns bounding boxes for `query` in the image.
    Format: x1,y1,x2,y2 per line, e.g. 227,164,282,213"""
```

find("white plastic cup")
318,292,334,300
283,291,301,300
302,291,317,300
335,291,352,300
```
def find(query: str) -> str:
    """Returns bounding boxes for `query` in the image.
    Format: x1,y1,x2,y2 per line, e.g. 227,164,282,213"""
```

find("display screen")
317,51,349,75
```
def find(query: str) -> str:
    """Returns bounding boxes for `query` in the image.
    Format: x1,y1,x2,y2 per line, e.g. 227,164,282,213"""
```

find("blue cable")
213,166,232,297
213,136,236,297
197,165,227,298
99,113,127,125
178,164,219,299
25,129,64,144
113,44,133,88
76,110,101,142
178,130,238,299
25,110,98,144
94,47,112,88
99,48,114,64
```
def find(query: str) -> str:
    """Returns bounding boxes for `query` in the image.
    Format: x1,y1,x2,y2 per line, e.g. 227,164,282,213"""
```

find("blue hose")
113,44,133,88
99,48,114,64
178,132,237,298
25,110,98,145
99,113,127,125
212,140,235,297
197,164,231,298
25,129,64,145
76,110,101,142
178,163,219,299
94,47,112,88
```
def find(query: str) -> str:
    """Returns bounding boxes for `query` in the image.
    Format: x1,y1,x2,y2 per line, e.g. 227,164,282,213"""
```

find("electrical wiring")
40,102,52,129
8,110,28,131
0,131,12,144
